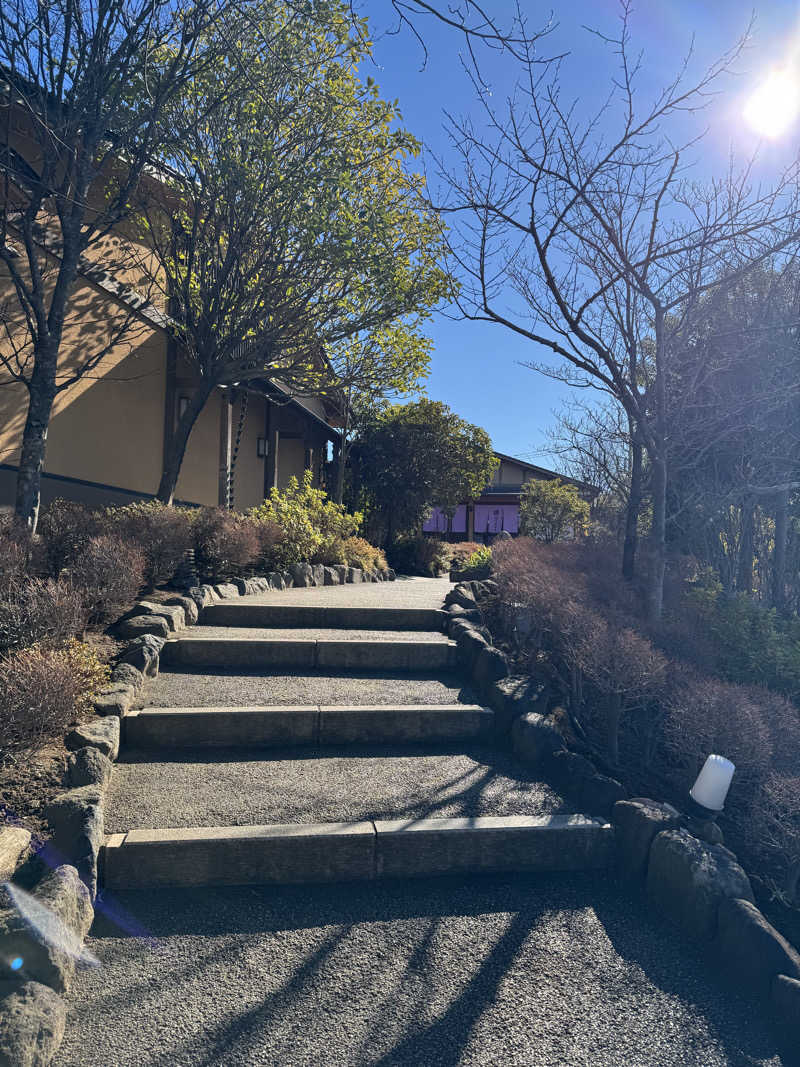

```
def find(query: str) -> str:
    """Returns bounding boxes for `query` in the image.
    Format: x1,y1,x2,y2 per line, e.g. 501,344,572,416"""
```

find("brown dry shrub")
105,501,192,587
749,773,800,902
0,526,29,591
38,499,99,578
69,534,145,622
191,508,260,582
0,577,87,652
252,518,283,572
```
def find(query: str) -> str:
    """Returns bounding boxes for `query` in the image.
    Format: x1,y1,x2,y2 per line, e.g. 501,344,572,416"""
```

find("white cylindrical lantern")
690,754,736,812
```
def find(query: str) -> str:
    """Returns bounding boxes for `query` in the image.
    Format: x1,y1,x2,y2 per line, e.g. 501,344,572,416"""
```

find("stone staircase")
100,578,612,892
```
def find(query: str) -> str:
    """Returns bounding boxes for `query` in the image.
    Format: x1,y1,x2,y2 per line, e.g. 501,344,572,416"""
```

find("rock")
333,565,348,584
0,980,66,1067
348,567,363,583
127,601,185,632
214,583,239,599
579,774,627,818
111,662,145,693
445,585,477,610
115,614,169,640
0,866,93,992
44,788,104,900
280,570,294,588
66,748,113,791
187,585,215,610
267,571,285,591
612,798,681,879
473,645,509,690
455,626,489,672
92,683,135,718
323,566,339,586
232,578,249,595
512,711,565,766
715,897,800,994
489,676,548,733
119,633,165,678
0,828,31,883
684,816,724,845
164,595,199,625
386,568,397,581
549,749,597,787
771,974,800,1040
65,718,119,760
647,829,754,940
312,565,325,587
289,563,314,587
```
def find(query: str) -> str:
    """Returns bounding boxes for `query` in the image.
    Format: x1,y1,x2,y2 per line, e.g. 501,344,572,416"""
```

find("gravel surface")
241,576,453,609
55,872,792,1067
171,627,452,643
106,745,569,831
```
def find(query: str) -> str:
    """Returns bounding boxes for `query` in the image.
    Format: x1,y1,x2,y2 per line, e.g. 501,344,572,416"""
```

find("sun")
743,67,800,139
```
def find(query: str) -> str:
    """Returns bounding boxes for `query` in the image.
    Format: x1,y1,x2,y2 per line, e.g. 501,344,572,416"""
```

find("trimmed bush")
252,517,284,572
0,578,87,652
0,517,29,591
388,536,450,577
105,501,192,587
69,534,146,622
191,508,259,582
38,499,99,578
343,536,388,574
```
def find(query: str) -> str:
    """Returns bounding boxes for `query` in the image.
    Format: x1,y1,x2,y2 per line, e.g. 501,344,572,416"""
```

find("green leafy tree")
519,479,590,543
140,1,448,503
354,398,497,544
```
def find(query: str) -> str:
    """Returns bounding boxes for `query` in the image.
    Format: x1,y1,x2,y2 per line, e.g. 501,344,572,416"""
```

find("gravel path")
241,576,453,608
106,744,569,831
145,669,475,708
55,872,792,1067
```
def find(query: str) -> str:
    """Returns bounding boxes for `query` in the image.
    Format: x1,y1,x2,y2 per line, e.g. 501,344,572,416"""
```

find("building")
423,451,588,541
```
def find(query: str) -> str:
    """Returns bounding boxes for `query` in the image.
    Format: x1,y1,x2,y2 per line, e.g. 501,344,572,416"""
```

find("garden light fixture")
689,754,735,817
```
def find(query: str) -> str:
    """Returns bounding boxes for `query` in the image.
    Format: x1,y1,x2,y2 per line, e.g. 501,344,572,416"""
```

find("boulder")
187,585,216,610
386,568,397,582
92,683,135,718
716,897,800,995
612,798,681,879
323,566,339,586
44,787,104,900
445,585,477,610
127,601,185,632
0,866,93,992
111,662,145,693
0,980,66,1067
267,571,286,591
115,614,169,640
512,712,565,767
65,718,119,761
312,565,325,587
164,594,199,625
289,563,314,587
456,627,489,672
214,583,239,599
549,749,597,787
333,565,348,584
490,676,548,734
771,974,800,1040
66,748,113,791
0,828,31,883
348,567,363,583
232,578,249,595
280,570,294,588
473,645,509,690
119,633,165,678
578,773,627,819
684,815,724,846
646,829,754,940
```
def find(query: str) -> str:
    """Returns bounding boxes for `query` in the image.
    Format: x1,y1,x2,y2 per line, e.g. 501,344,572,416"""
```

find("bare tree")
440,3,800,620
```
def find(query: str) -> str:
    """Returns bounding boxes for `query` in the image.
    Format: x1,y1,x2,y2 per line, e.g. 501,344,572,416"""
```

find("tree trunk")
772,489,789,612
647,306,667,625
737,498,755,595
15,345,59,533
607,690,623,767
622,435,643,580
157,379,216,504
334,403,350,506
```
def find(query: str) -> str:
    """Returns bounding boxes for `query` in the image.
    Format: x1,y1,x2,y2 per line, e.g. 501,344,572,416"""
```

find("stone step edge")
101,814,614,888
124,704,493,747
199,605,448,631
160,637,458,670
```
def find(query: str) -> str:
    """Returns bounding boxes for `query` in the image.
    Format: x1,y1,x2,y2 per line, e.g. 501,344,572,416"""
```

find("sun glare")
743,67,800,139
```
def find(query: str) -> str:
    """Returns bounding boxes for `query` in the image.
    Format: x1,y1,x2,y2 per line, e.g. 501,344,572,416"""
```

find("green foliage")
342,536,388,573
355,399,497,543
249,471,361,566
387,535,451,577
519,479,590,542
462,546,493,572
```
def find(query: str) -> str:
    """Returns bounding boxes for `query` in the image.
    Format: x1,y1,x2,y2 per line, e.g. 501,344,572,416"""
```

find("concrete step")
200,604,447,631
102,814,613,889
125,704,493,748
161,632,457,671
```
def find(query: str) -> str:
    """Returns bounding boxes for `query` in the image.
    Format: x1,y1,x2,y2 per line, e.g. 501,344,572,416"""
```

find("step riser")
124,705,493,748
102,816,614,889
161,639,457,671
200,605,447,631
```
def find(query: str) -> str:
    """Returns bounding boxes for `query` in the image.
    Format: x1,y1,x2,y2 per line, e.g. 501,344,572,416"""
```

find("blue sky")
363,1,800,467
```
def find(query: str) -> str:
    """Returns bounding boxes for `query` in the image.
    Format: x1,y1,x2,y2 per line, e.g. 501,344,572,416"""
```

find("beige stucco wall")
232,393,267,510
174,389,222,506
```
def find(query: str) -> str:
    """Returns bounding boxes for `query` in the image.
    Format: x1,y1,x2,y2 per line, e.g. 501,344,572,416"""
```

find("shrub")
388,536,450,577
251,517,284,572
0,516,29,591
454,545,493,576
750,773,800,903
248,472,361,567
191,508,259,581
519,478,590,542
38,499,99,578
342,536,388,574
0,578,87,652
69,534,146,622
0,639,109,752
105,501,192,587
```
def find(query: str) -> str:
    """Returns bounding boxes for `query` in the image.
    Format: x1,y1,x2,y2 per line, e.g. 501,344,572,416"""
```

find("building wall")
232,393,267,510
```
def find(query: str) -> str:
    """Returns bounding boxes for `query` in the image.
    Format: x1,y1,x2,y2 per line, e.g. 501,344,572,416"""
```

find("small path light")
689,754,736,817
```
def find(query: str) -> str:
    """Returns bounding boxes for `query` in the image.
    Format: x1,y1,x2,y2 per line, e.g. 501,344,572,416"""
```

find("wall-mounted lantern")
257,437,267,458
689,754,735,817
178,396,190,418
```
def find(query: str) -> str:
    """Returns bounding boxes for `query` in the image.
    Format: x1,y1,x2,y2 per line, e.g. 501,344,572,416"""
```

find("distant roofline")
491,451,596,494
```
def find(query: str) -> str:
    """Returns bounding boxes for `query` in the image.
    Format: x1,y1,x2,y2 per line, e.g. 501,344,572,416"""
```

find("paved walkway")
55,577,791,1066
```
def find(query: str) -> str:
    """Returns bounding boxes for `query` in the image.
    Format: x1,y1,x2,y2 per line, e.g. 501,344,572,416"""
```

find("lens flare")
743,67,800,139
2,882,99,969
